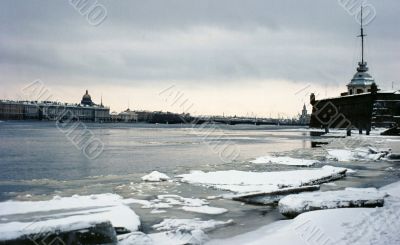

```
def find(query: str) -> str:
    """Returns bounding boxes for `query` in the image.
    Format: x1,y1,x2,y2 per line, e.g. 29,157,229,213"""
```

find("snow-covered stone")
0,194,140,243
278,188,387,217
177,166,348,194
141,171,171,182
251,155,318,166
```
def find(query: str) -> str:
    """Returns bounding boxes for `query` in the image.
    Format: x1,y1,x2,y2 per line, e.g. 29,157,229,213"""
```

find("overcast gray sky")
1,0,399,117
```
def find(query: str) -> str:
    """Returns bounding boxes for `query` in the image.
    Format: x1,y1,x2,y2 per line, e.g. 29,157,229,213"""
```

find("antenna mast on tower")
359,5,366,64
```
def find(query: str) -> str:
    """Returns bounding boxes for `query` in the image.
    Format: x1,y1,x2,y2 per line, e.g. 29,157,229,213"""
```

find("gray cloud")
0,0,399,90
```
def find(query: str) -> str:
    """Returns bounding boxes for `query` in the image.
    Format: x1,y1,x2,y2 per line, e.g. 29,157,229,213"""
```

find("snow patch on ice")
126,194,227,214
251,155,318,166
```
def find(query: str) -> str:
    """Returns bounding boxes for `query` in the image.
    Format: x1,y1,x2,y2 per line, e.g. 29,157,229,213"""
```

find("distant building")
0,90,110,122
118,109,138,122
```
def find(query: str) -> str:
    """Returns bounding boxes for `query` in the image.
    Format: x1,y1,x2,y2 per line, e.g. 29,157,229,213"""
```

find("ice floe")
127,194,226,215
251,155,318,166
141,171,171,182
278,187,387,217
177,166,348,194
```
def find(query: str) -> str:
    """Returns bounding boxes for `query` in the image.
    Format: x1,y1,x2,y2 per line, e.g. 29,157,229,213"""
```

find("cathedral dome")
81,90,94,106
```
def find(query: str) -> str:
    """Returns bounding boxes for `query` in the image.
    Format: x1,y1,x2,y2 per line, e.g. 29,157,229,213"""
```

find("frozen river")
0,121,399,241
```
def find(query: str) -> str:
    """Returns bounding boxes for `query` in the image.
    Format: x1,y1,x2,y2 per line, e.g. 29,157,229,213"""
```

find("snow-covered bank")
250,155,318,166
0,194,140,242
278,188,387,217
207,181,400,245
178,166,348,194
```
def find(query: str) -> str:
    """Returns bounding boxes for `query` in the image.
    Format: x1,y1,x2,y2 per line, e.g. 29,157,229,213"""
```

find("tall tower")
301,104,307,117
346,6,377,95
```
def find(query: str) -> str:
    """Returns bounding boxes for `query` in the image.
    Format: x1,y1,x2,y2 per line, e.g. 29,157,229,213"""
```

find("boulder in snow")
0,194,141,244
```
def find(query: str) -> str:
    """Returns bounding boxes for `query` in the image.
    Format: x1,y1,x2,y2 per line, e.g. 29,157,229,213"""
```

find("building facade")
0,90,110,122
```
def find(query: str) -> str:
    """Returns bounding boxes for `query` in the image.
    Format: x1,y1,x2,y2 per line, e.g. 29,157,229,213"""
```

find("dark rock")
386,153,400,161
0,222,118,245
